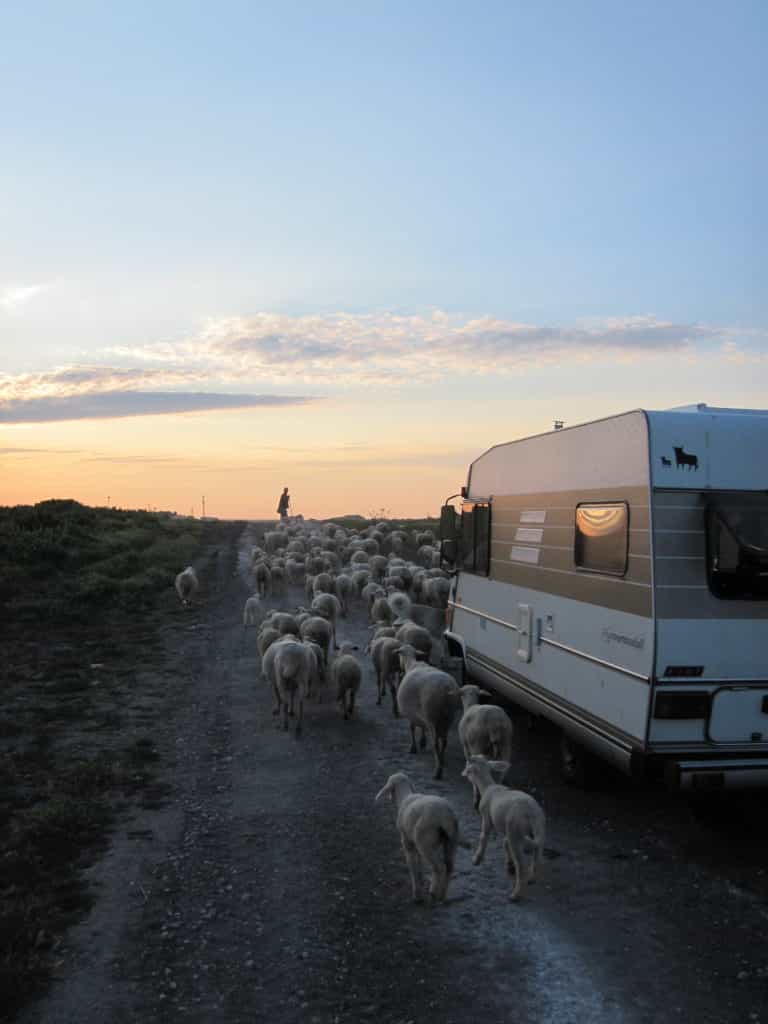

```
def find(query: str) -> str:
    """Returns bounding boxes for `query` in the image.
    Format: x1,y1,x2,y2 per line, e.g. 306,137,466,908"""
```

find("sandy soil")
14,522,768,1024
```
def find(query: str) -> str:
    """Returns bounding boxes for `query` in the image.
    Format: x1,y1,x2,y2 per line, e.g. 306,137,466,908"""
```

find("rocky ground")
12,522,768,1024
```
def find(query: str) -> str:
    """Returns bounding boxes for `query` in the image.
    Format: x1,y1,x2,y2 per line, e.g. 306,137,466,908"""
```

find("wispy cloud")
0,391,317,424
107,310,747,387
0,284,46,311
2,311,759,423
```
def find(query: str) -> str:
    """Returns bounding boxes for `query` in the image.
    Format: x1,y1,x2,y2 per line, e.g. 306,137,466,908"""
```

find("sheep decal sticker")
660,447,699,470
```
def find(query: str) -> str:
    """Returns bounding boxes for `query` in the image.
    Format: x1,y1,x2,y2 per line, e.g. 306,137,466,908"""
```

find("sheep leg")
409,724,418,754
375,668,383,705
401,838,423,903
430,728,443,780
419,728,427,751
473,814,492,866
390,684,399,718
348,690,356,718
417,835,449,904
505,838,525,901
295,697,303,737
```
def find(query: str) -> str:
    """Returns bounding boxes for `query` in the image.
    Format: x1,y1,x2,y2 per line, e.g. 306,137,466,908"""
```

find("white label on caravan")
520,510,546,524
510,546,541,564
515,527,544,543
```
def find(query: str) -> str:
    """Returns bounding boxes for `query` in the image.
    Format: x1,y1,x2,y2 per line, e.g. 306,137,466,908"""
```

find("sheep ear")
374,781,391,802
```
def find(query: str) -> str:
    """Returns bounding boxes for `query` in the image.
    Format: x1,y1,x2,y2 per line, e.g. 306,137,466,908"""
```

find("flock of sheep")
174,518,546,907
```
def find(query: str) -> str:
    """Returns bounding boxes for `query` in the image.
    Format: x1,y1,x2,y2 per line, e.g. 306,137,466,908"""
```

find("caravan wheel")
559,732,595,788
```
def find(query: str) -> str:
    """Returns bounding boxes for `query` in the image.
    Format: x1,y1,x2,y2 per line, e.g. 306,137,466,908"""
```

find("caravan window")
574,503,629,576
460,502,491,575
707,493,768,600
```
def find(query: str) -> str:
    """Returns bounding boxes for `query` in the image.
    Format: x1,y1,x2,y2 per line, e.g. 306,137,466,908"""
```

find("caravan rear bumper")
665,758,768,791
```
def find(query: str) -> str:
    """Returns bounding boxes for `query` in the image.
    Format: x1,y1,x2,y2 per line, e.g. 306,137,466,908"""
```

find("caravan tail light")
653,692,711,720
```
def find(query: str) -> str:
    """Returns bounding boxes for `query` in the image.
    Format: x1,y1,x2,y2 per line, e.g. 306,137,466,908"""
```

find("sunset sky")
2,1,766,519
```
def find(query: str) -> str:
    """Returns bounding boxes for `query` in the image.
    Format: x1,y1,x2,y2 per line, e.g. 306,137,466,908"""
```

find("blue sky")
1,1,766,515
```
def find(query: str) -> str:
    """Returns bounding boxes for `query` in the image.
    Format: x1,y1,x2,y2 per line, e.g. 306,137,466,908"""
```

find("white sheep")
333,573,354,617
331,642,362,719
368,554,388,581
424,575,450,609
257,624,281,658
461,756,546,901
387,590,412,621
266,611,301,636
243,595,264,627
458,686,514,807
252,560,272,598
175,566,199,606
370,595,393,625
375,771,468,905
299,615,333,675
310,592,342,649
394,619,433,662
271,639,313,734
396,644,460,780
312,571,335,596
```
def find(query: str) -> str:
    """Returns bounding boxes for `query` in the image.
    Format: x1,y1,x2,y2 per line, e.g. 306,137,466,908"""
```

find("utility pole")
554,420,564,431
202,495,206,518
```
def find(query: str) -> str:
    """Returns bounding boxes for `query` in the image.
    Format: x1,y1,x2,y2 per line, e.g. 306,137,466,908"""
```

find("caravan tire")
559,732,596,788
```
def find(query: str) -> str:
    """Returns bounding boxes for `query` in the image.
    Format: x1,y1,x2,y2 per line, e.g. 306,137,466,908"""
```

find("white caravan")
441,404,768,790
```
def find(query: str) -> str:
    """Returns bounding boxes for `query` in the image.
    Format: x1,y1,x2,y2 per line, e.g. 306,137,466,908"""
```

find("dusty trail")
19,524,768,1024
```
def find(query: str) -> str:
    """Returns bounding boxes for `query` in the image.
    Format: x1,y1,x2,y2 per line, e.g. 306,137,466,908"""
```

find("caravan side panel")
454,459,654,751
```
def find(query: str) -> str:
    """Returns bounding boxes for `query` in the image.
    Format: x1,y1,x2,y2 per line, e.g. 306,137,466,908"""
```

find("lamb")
242,595,264,627
330,642,362,719
370,635,402,715
175,566,199,606
396,645,461,779
375,771,468,904
461,756,546,901
458,686,514,808
310,592,342,649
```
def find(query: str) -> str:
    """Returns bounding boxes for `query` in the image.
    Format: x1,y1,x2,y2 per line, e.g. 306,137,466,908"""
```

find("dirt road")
19,523,768,1024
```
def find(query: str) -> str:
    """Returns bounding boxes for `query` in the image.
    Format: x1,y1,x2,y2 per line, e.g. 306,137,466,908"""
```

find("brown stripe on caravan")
489,560,652,616
655,589,768,620
488,486,652,614
491,540,651,582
